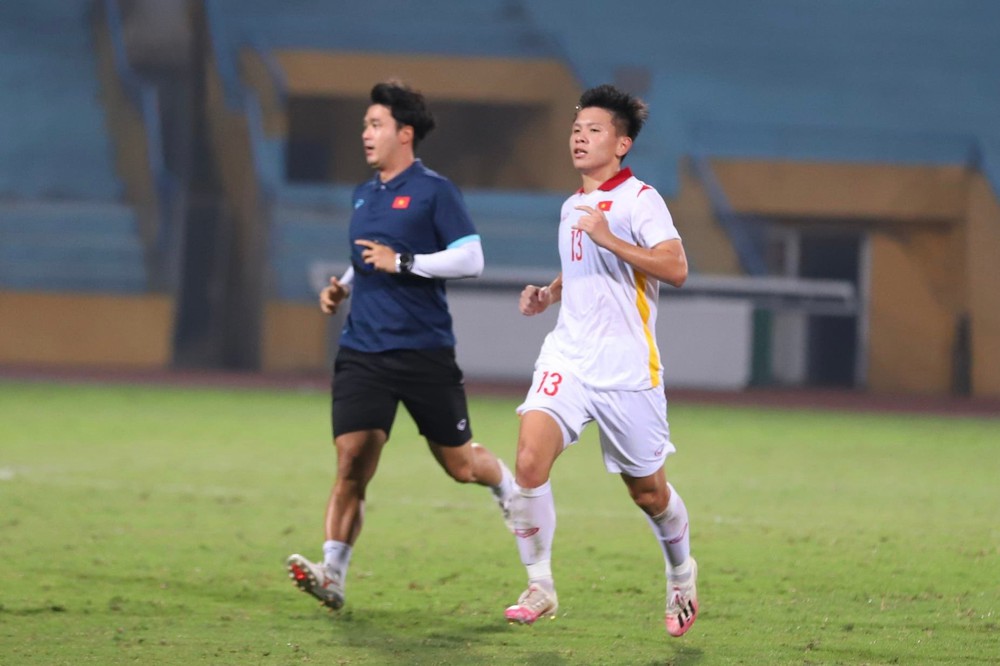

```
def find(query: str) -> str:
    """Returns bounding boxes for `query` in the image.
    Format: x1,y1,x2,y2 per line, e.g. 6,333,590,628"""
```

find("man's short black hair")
578,84,649,141
370,80,436,148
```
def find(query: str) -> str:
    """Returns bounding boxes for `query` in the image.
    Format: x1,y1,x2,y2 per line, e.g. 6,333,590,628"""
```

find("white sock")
322,539,352,581
527,560,554,594
646,483,692,582
511,481,556,591
492,459,516,502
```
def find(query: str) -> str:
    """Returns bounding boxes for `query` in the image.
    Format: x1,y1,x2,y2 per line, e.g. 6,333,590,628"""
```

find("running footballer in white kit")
503,84,699,638
524,168,678,475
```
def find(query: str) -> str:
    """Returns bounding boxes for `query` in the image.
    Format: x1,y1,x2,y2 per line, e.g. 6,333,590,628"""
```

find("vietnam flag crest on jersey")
392,196,411,209
597,200,613,211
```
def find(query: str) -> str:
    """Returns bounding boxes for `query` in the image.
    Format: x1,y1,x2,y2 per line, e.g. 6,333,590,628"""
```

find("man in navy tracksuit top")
285,81,515,612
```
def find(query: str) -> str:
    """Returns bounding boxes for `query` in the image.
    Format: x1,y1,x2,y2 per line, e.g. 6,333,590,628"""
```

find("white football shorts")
516,361,675,477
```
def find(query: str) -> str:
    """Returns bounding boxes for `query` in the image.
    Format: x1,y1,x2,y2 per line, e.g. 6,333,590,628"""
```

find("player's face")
570,107,631,175
362,104,406,172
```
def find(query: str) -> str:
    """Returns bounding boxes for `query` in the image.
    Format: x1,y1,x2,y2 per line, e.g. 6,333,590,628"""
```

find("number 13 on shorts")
535,370,563,396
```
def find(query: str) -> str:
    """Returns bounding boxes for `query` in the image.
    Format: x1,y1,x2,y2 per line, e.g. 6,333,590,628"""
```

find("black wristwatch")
396,252,414,274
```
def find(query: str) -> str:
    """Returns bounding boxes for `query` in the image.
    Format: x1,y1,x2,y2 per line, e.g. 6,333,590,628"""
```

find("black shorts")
331,346,473,447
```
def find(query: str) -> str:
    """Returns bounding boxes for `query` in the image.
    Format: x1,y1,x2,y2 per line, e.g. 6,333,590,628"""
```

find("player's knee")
513,466,544,489
513,451,550,488
629,486,666,515
333,475,368,499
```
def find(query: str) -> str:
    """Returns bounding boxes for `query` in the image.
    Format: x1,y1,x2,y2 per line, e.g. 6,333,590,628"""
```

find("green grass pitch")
1,379,997,665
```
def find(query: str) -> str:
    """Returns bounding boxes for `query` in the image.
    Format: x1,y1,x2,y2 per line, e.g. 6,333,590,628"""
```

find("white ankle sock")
670,557,694,585
527,560,555,593
322,539,352,581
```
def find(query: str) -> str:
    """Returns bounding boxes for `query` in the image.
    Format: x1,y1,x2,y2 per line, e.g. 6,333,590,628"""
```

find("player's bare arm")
520,274,563,316
319,276,350,314
573,205,688,288
621,239,687,288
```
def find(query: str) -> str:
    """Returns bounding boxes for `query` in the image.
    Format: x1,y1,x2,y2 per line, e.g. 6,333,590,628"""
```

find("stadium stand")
0,201,145,293
528,1,1000,193
204,0,576,302
3,0,996,394
192,0,1000,394
209,0,1000,199
0,0,152,294
0,1,121,200
210,0,562,59
203,0,1000,291
526,1,1000,284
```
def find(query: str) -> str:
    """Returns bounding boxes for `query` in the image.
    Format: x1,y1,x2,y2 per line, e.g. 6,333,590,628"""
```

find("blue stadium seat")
0,1,149,294
526,0,1000,194
214,0,1000,197
212,0,559,58
0,202,146,294
0,0,122,200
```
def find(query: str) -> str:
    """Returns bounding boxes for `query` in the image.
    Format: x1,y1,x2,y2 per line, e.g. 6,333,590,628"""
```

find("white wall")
317,264,756,390
656,297,753,390
770,310,809,385
449,289,753,390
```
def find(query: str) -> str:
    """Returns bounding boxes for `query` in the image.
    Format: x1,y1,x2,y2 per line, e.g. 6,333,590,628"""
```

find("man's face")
362,104,405,171
569,106,629,174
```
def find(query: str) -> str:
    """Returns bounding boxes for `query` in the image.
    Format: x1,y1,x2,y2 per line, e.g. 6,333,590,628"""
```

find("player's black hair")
577,84,649,141
370,80,436,148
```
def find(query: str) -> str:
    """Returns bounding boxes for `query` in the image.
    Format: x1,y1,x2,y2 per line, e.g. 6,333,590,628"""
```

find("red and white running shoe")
285,553,344,610
504,583,558,624
664,558,698,637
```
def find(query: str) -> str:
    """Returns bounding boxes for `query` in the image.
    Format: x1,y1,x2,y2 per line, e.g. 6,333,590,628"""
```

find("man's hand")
520,285,552,316
572,205,614,249
356,239,398,272
319,276,350,314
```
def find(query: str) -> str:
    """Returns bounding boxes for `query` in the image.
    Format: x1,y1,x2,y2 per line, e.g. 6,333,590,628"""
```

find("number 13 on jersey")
570,229,584,262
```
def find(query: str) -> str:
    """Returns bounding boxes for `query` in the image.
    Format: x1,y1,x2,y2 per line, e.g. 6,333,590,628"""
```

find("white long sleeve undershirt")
411,237,484,279
337,237,484,287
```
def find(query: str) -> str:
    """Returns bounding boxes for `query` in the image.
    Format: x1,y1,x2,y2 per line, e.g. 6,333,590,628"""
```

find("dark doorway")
800,232,861,387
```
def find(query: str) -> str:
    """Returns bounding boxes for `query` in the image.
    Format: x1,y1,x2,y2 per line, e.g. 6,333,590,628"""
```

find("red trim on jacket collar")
577,167,634,194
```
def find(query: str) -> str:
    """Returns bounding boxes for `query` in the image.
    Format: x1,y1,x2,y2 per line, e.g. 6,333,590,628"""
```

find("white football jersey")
538,168,681,390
